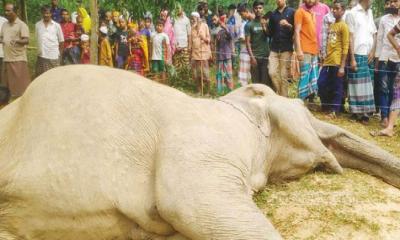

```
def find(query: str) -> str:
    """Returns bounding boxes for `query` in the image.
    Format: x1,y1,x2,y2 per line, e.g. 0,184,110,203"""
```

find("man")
374,0,400,127
267,0,295,96
173,4,191,68
51,0,62,23
0,15,7,85
375,0,391,28
227,4,241,69
0,3,30,99
238,4,254,86
295,0,319,101
189,12,212,95
245,0,272,87
35,5,64,76
60,9,79,65
198,0,213,29
346,0,377,124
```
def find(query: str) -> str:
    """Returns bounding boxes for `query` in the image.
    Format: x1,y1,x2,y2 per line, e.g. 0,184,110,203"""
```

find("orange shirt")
190,22,211,60
295,8,318,55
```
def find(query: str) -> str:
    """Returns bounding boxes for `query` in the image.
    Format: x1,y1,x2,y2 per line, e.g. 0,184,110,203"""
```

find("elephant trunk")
311,117,400,188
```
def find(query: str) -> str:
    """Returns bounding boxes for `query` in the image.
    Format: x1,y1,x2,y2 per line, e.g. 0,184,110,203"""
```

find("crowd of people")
0,0,399,137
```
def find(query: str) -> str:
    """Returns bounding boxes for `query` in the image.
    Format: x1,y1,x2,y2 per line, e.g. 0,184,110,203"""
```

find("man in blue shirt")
267,0,295,96
51,0,62,23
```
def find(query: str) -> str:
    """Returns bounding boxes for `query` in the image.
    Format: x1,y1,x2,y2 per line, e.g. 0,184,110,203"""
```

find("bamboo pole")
89,0,99,64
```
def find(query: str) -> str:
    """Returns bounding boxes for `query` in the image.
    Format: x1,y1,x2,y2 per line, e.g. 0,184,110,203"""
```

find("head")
76,15,83,26
191,12,201,26
4,3,17,22
197,3,207,18
211,14,220,26
99,26,108,38
139,19,145,30
160,9,169,22
238,3,250,20
332,0,346,19
156,19,164,33
228,4,236,17
253,0,265,18
176,3,184,16
144,17,152,29
41,5,52,22
119,18,127,29
276,0,287,9
105,11,112,21
61,9,70,22
112,11,120,23
304,0,317,8
386,0,400,15
51,0,58,8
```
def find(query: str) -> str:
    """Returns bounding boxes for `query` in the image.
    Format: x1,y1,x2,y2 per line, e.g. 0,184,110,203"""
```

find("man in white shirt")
35,5,64,77
375,0,400,127
173,4,191,68
345,0,377,124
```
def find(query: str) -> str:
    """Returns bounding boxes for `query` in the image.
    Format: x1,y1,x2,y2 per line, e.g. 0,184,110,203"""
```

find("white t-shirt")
0,16,7,58
151,32,170,60
174,15,191,49
35,20,64,60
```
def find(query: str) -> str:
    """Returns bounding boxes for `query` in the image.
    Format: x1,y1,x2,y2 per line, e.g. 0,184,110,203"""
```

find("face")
239,10,249,20
4,4,15,21
190,16,197,26
139,20,145,29
304,0,316,8
112,13,119,23
76,16,83,26
276,0,286,8
119,19,127,28
160,10,168,21
198,8,206,17
42,9,52,22
390,0,400,9
253,4,264,17
332,3,345,19
61,11,70,22
212,15,219,26
105,11,112,21
177,6,183,15
156,23,164,33
145,19,152,28
51,0,58,7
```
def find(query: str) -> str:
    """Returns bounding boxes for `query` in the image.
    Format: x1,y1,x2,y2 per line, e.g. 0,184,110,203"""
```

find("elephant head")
221,84,400,188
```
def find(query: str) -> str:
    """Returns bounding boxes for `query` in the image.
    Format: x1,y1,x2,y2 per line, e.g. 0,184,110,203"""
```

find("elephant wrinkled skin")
0,65,399,240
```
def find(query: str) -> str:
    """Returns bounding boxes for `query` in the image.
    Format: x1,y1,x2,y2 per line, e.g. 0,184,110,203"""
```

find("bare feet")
370,129,394,137
381,118,389,128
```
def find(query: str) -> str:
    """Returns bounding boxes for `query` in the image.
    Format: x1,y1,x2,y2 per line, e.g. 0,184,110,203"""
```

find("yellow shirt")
99,38,113,67
323,21,349,66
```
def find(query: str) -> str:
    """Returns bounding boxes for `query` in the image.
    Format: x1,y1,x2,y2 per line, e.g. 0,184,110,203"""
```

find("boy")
99,26,113,67
212,14,233,95
115,18,130,69
151,20,170,83
317,0,349,118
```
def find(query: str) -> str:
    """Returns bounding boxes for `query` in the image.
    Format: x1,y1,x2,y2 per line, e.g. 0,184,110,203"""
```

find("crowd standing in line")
0,0,399,137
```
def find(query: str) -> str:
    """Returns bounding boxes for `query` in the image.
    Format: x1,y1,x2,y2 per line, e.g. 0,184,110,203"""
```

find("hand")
367,51,375,64
250,56,257,66
350,59,358,72
337,67,345,77
396,47,400,58
374,59,379,72
279,19,289,27
296,51,304,61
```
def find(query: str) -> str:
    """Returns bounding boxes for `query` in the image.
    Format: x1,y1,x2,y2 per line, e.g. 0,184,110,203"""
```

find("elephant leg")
155,153,282,240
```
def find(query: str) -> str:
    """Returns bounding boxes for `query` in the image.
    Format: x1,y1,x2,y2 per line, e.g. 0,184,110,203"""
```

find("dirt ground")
255,112,400,240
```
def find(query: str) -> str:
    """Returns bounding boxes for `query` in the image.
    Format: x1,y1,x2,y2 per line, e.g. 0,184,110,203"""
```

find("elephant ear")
310,115,400,188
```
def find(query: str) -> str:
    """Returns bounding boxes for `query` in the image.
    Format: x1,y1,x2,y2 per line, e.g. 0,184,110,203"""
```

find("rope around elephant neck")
216,99,270,139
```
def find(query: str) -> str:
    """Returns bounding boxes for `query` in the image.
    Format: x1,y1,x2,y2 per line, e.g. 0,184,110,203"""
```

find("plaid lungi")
347,55,376,113
173,48,190,69
36,56,60,77
216,59,233,94
390,65,400,111
298,54,319,100
239,53,251,86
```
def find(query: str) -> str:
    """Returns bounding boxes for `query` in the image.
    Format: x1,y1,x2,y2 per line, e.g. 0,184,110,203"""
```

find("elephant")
0,65,399,240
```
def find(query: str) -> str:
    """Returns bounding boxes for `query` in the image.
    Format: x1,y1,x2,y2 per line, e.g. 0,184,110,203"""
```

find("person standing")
267,0,295,96
346,0,377,124
317,0,349,118
238,4,254,86
374,0,400,127
0,15,7,85
0,3,30,99
60,9,80,65
115,18,130,69
173,4,191,69
151,20,170,83
189,12,212,95
160,8,175,63
35,5,64,77
245,0,272,87
50,0,62,23
295,0,319,101
98,26,113,67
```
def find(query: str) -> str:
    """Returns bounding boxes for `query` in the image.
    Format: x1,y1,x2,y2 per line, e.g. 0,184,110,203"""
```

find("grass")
26,32,400,239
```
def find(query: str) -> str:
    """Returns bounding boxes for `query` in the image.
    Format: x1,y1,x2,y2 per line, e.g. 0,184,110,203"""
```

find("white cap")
80,34,89,41
191,12,200,18
99,26,108,35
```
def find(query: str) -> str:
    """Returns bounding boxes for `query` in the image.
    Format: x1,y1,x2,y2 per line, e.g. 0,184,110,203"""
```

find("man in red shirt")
60,9,80,64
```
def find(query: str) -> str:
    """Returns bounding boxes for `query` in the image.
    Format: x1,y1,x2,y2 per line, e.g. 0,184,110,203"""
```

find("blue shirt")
268,7,295,52
51,7,62,23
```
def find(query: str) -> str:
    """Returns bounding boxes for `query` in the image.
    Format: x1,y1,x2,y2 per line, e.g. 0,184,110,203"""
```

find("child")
126,23,145,75
99,26,113,67
115,18,130,69
212,14,233,95
150,20,170,83
317,0,349,118
80,34,90,64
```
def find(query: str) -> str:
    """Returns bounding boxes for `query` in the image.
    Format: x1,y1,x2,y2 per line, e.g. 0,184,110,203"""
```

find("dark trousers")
318,66,343,113
250,57,273,89
377,61,396,119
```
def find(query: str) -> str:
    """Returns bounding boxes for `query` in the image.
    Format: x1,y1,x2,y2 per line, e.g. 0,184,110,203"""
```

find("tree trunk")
90,0,99,64
19,0,28,24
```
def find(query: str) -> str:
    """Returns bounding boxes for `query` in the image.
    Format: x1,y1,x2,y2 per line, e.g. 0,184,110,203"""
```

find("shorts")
151,60,165,73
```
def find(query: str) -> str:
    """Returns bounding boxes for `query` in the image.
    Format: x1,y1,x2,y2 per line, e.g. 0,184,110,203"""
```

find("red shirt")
61,21,77,48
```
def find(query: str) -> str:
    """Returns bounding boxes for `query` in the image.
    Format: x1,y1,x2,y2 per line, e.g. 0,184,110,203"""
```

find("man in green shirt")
245,0,272,87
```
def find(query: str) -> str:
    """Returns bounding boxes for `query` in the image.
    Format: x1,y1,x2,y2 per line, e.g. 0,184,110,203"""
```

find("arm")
245,24,257,66
368,33,377,63
388,24,400,57
294,10,304,61
375,18,384,60
338,25,350,77
346,13,357,71
57,25,65,58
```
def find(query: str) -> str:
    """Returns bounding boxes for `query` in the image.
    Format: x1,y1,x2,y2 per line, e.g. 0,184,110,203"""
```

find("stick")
200,60,204,96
